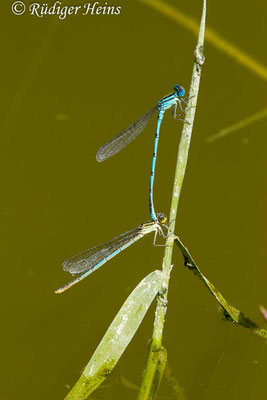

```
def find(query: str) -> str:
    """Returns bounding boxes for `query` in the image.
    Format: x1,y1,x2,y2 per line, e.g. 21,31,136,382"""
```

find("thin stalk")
153,0,206,347
138,1,206,398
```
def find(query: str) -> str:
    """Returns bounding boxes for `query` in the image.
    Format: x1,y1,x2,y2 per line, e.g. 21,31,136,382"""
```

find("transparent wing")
96,106,158,162
63,226,141,275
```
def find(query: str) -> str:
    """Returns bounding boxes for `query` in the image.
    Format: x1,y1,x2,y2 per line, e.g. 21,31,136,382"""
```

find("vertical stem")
152,0,206,347
138,3,206,397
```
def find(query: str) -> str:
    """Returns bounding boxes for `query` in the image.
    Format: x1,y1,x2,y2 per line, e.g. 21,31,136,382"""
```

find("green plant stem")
137,345,167,400
138,2,206,398
153,0,206,347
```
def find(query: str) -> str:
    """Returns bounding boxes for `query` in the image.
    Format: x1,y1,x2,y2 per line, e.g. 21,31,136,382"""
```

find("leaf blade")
65,270,163,400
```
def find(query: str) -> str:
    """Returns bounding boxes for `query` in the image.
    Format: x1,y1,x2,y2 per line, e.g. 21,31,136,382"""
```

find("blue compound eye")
174,84,185,97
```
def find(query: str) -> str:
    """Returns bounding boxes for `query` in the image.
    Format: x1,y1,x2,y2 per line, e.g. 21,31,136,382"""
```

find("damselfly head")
156,213,167,224
174,85,185,97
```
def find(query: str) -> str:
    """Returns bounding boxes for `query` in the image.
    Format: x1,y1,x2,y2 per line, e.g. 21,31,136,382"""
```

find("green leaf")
174,236,267,340
65,270,163,400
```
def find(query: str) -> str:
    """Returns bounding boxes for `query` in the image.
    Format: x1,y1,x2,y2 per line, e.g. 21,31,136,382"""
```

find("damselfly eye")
174,84,185,97
156,213,167,223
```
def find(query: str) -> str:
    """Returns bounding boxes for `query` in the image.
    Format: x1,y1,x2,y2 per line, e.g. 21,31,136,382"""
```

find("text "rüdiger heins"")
29,2,122,19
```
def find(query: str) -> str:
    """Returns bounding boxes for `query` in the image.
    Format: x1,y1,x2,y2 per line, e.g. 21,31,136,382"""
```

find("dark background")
1,0,267,399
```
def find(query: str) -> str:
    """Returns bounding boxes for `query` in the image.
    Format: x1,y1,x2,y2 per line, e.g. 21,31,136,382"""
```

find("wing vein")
96,106,158,162
63,226,141,275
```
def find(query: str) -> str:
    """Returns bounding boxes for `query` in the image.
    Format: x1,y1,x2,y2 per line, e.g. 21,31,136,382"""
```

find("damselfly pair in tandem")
55,85,186,293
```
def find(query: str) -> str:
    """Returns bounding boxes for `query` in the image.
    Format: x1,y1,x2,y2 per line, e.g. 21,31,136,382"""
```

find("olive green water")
1,1,267,399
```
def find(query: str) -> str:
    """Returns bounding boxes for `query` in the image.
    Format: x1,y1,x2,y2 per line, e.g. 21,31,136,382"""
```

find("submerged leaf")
206,107,267,142
164,362,187,400
65,270,163,400
120,375,140,391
